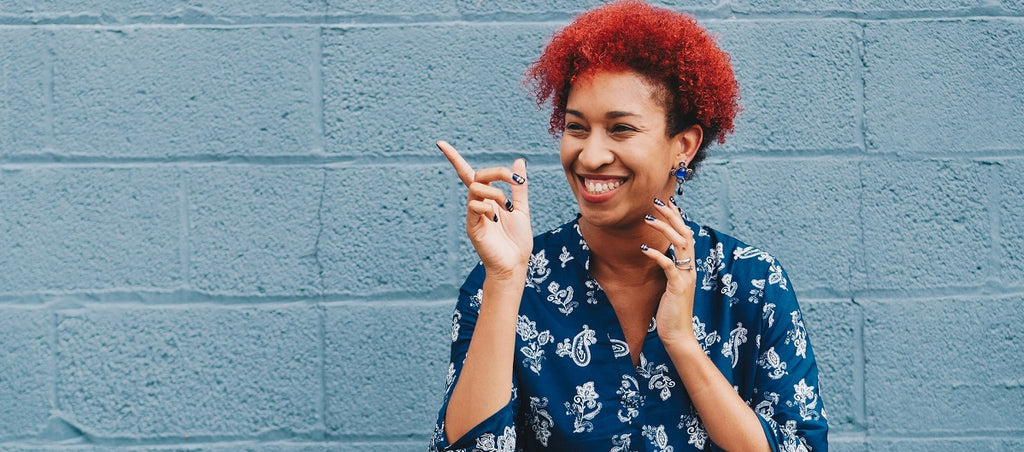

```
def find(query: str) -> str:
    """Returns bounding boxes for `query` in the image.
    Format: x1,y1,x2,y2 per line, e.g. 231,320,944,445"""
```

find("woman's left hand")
640,198,699,348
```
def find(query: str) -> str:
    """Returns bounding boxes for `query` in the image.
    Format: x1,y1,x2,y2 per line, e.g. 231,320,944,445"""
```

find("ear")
672,124,703,165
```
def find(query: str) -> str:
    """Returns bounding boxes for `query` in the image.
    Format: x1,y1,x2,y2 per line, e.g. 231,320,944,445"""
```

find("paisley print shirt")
430,217,828,452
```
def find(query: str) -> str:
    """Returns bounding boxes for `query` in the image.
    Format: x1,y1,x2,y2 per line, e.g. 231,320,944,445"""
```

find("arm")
433,141,533,447
643,199,770,451
444,270,525,442
429,266,522,451
749,263,828,451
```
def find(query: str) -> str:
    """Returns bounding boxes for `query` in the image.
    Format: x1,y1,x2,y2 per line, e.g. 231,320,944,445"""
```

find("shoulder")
696,223,783,276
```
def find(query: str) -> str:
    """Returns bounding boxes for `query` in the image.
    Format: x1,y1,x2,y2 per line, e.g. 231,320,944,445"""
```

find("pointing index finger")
436,140,475,186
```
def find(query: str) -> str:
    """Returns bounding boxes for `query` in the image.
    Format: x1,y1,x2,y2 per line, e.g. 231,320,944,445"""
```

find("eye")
565,122,588,134
610,124,637,134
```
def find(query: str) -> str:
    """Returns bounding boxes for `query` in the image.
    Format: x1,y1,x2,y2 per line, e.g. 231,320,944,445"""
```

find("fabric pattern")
431,216,828,452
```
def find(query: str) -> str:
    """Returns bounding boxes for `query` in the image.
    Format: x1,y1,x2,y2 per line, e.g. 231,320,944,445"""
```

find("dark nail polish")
492,214,499,222
640,243,649,251
505,198,514,212
644,214,656,222
653,197,665,207
511,173,526,184
669,196,676,204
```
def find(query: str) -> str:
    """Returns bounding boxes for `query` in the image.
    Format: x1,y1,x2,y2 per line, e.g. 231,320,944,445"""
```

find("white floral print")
526,249,552,288
642,424,674,452
616,374,644,423
721,322,748,369
556,324,597,367
637,353,676,401
565,381,602,433
758,346,788,380
786,311,808,359
528,396,554,446
677,414,708,450
547,281,577,315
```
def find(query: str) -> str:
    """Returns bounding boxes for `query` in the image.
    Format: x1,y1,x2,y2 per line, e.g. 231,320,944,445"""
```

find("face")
560,70,687,230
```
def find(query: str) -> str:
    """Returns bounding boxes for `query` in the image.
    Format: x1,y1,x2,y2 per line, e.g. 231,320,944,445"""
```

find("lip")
576,174,627,203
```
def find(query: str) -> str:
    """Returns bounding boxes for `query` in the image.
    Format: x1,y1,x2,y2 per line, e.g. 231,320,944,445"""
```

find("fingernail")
492,214,499,222
512,173,526,184
505,198,514,212
644,214,656,222
640,243,649,251
669,196,676,204
653,197,665,207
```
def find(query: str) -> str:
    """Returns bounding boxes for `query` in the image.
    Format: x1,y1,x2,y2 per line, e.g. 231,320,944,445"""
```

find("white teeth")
584,178,623,194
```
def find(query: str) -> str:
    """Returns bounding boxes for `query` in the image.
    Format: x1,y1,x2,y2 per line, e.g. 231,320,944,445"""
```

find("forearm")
444,271,525,443
664,339,771,452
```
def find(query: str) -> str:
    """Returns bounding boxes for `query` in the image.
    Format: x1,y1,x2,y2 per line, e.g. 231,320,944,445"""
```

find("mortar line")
313,23,326,154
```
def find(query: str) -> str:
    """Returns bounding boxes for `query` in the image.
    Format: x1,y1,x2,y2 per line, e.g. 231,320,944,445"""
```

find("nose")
576,133,614,171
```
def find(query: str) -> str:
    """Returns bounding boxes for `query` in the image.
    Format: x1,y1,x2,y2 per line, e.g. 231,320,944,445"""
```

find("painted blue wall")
1,1,1022,450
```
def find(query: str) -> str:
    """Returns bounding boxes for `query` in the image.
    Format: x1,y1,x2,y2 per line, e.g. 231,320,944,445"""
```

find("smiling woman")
431,1,827,451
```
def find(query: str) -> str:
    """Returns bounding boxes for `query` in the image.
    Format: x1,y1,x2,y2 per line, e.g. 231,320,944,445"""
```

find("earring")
673,162,692,196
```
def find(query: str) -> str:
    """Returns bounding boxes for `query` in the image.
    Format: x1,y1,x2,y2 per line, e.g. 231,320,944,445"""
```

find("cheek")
558,137,576,169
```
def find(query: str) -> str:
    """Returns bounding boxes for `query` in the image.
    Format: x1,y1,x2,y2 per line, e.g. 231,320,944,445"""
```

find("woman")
431,1,827,451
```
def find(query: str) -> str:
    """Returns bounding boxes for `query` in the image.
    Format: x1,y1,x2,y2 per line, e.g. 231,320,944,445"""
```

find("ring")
667,244,693,270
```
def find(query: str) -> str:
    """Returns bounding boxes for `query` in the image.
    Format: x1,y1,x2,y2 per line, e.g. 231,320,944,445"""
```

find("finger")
643,214,690,251
653,197,694,244
468,182,513,212
468,199,499,223
510,158,528,213
437,140,475,186
472,167,514,184
640,243,678,273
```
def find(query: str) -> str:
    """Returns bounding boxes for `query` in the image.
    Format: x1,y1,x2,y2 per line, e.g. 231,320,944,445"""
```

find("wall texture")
1,1,1022,451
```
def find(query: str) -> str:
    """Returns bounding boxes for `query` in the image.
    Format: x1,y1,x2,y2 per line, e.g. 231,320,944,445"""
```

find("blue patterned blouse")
431,217,828,452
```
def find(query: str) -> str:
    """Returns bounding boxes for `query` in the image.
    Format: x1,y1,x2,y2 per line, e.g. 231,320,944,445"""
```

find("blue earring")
674,162,692,196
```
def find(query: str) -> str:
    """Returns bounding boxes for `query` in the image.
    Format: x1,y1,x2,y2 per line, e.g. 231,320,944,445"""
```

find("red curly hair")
526,0,739,172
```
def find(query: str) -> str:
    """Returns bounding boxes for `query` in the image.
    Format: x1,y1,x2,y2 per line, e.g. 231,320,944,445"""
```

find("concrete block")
323,302,452,436
319,165,454,296
998,159,1024,287
0,167,181,294
867,438,1024,452
726,159,861,295
188,167,322,296
0,29,49,156
322,24,555,157
0,443,426,452
800,299,859,431
56,305,320,437
52,27,317,158
0,0,324,19
453,0,719,15
708,20,861,152
734,0,986,14
829,438,867,452
0,308,53,439
864,20,1024,153
863,296,1024,434
327,0,457,16
858,160,991,291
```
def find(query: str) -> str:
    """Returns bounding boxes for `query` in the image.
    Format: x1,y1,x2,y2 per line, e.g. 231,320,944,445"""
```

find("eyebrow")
565,109,640,120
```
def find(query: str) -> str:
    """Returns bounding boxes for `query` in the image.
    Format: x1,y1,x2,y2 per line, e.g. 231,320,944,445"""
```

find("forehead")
566,70,669,117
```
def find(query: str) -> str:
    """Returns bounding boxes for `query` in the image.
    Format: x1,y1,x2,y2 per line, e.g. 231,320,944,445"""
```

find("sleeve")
429,264,521,452
750,261,828,452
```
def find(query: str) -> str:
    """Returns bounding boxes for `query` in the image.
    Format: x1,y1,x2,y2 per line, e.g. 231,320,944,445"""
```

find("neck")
579,216,669,284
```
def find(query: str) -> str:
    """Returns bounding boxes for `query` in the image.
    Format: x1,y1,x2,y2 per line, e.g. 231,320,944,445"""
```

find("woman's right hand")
438,140,533,280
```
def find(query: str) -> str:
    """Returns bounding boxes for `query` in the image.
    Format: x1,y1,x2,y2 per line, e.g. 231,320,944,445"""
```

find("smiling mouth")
581,177,626,195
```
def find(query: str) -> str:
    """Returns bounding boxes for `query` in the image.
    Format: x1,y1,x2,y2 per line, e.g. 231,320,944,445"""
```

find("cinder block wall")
1,1,1022,451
